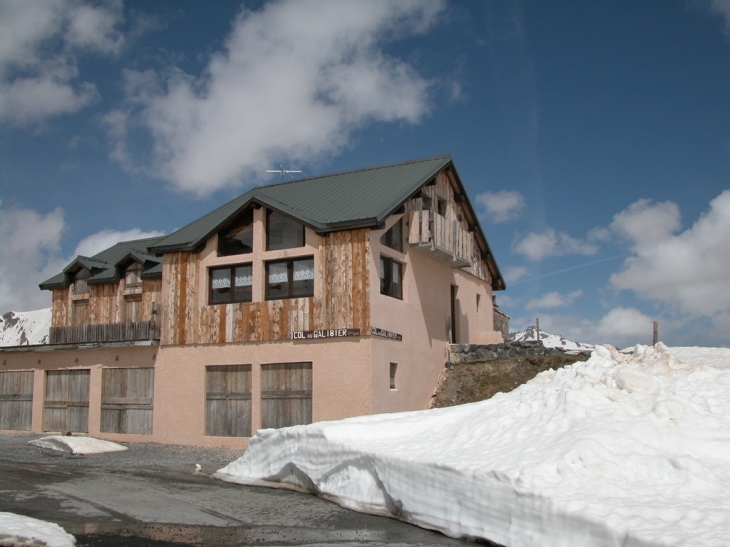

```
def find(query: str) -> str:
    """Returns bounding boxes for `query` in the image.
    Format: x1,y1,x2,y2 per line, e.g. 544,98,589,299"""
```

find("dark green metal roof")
40,236,165,290
149,155,453,253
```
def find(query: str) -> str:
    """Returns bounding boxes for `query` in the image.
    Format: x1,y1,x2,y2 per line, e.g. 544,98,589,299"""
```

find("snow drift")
215,344,730,547
28,436,128,455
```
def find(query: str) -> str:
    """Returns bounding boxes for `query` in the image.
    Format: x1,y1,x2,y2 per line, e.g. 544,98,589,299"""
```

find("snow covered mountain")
510,325,593,351
0,308,51,347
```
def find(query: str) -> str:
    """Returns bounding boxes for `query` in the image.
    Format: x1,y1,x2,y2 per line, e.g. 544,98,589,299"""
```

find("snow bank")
0,512,75,547
28,436,128,455
215,344,730,547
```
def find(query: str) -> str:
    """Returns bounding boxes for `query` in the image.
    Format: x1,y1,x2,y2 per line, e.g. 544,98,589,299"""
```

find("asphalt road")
0,434,490,547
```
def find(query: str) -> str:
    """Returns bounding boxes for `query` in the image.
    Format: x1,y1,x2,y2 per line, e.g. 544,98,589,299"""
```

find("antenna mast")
266,167,302,183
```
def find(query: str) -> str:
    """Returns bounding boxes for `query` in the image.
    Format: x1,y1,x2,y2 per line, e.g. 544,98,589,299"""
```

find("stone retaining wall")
447,341,592,366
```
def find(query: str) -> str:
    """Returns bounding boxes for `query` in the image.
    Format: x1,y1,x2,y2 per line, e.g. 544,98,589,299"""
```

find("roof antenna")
266,166,302,183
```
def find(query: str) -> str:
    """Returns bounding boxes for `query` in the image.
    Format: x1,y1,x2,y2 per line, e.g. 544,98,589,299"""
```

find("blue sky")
2,0,730,347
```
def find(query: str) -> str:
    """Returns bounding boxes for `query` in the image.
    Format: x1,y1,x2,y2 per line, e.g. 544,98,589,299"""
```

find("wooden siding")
0,371,33,431
51,278,162,329
405,169,490,282
261,362,312,429
49,321,159,344
206,365,251,437
101,368,154,435
161,229,370,345
44,370,90,433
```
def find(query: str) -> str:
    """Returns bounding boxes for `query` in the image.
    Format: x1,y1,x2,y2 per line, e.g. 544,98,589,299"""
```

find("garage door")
261,362,312,429
44,370,89,433
0,371,33,431
206,365,251,437
101,368,154,435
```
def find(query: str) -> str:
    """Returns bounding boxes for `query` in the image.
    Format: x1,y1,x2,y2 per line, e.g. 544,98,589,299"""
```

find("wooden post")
653,321,659,345
536,317,540,344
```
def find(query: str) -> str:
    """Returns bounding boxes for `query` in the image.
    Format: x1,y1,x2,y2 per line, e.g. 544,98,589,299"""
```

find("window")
124,295,142,322
209,264,252,304
380,218,402,252
437,198,447,217
266,209,304,251
220,208,254,256
73,268,89,295
124,262,142,288
380,256,402,299
72,300,88,326
390,363,397,390
266,257,314,299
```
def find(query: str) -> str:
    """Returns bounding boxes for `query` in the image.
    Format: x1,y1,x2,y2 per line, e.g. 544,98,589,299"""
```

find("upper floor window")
210,264,252,304
266,257,314,299
73,268,89,295
124,262,142,288
380,218,402,253
220,208,254,256
266,209,304,251
380,256,402,299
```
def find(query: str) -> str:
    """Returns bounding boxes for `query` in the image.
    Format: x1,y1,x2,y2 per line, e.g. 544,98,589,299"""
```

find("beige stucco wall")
0,344,159,443
368,213,503,415
1,338,372,448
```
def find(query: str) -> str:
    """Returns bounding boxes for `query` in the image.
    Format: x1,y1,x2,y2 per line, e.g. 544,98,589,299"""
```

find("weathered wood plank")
205,365,251,437
0,371,33,430
44,370,89,433
100,368,154,435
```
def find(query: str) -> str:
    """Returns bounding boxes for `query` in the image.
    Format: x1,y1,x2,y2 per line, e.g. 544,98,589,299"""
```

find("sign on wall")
292,328,361,340
370,327,403,341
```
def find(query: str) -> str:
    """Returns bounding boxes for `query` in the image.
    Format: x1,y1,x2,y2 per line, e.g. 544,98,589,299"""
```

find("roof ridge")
111,235,166,245
253,154,453,191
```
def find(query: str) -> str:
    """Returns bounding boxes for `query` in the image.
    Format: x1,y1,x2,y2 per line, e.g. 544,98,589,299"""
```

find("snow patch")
28,436,128,455
0,512,75,547
0,309,51,347
215,344,730,547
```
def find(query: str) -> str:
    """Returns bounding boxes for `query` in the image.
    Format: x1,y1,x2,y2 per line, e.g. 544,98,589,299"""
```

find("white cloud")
503,265,528,283
476,190,525,223
73,228,164,258
526,290,582,310
0,0,124,125
514,228,598,261
708,0,730,32
595,307,654,343
107,0,444,196
0,203,163,313
609,191,730,317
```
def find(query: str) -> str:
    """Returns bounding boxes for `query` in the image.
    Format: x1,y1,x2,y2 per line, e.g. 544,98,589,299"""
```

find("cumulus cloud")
526,290,583,310
609,191,730,317
0,0,124,125
513,307,655,348
514,228,598,261
106,0,443,195
476,190,525,223
0,203,163,313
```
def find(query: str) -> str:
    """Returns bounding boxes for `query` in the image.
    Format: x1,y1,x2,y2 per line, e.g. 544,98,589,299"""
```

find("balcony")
408,209,473,268
49,321,159,345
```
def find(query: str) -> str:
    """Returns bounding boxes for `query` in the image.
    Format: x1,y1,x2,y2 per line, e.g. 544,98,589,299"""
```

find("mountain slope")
0,308,51,346
510,325,593,351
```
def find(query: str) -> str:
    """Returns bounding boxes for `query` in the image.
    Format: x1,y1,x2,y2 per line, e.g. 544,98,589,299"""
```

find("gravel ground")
0,432,245,475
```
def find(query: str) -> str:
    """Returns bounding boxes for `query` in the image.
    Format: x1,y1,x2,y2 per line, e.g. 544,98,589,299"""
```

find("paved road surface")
0,434,491,547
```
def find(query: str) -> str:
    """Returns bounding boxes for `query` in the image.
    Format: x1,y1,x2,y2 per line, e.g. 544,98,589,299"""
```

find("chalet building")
0,155,506,447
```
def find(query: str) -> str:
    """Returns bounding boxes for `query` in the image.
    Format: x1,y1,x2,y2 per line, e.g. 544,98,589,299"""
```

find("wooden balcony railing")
408,209,473,268
49,321,159,345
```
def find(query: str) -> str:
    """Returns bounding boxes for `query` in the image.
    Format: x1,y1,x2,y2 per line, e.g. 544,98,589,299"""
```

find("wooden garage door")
206,365,251,437
44,370,89,433
261,362,312,429
0,371,33,431
101,368,154,435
